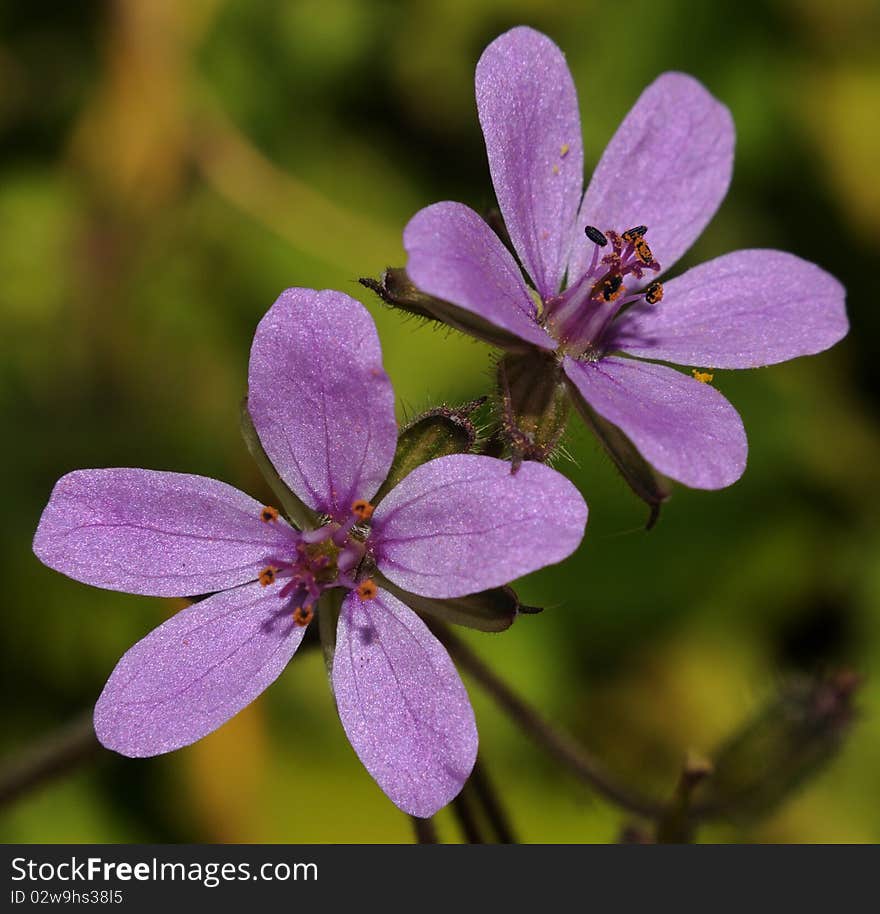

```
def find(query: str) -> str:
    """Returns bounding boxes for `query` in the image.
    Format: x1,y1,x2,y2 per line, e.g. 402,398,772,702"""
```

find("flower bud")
698,671,861,823
374,398,484,503
495,351,570,466
360,269,533,352
379,577,539,633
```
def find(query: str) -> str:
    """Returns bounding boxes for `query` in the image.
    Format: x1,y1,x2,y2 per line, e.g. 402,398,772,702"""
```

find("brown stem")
435,624,666,821
410,815,439,844
469,756,517,844
451,789,484,844
0,714,100,810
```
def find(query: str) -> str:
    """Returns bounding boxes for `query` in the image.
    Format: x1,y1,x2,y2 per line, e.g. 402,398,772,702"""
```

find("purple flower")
33,288,587,817
404,27,848,490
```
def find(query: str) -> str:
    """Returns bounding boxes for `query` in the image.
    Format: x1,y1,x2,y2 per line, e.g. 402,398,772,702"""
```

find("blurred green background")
2,0,879,843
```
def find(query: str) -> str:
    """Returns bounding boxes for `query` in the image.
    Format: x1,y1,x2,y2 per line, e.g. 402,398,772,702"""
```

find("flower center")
257,501,374,625
542,224,663,357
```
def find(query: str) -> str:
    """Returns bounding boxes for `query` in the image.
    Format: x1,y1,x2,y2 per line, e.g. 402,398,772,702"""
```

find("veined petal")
95,583,307,757
332,588,477,817
371,454,587,598
248,288,398,521
564,356,747,490
404,202,555,350
32,469,295,597
476,26,584,299
608,250,848,368
571,73,734,284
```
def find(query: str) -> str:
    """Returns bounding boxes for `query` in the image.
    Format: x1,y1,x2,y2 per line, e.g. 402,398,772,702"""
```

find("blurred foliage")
1,0,879,843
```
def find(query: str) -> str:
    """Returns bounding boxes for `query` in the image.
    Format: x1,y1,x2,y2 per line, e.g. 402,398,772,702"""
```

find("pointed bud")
240,397,320,531
495,351,570,466
374,398,484,503
697,671,861,824
379,577,538,633
565,381,671,529
360,269,532,352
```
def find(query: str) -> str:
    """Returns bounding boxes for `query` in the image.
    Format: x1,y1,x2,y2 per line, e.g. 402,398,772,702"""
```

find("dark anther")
584,225,608,247
622,225,648,243
601,273,624,301
644,280,664,304
634,238,654,265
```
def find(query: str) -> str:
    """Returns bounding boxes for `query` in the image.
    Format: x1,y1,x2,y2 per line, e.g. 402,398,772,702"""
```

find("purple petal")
404,202,554,350
33,469,296,597
371,454,587,598
476,26,584,299
248,288,398,521
570,72,734,284
95,583,306,756
608,250,848,368
564,356,747,490
332,588,477,817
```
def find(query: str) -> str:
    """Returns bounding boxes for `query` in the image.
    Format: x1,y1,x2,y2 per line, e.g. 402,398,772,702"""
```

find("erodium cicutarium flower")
403,26,848,491
32,288,587,817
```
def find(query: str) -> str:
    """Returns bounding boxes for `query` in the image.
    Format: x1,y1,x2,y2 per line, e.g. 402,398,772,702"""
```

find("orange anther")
351,499,375,521
357,579,378,601
292,605,314,627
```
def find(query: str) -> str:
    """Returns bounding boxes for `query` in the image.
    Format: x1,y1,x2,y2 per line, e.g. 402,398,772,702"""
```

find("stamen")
260,505,279,523
622,225,648,243
692,370,714,384
259,565,278,587
292,605,314,627
634,238,654,265
644,280,664,304
584,225,608,247
356,579,378,601
591,272,625,303
351,499,375,521
560,143,570,157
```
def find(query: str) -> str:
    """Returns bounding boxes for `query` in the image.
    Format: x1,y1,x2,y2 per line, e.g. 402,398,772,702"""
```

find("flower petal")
564,356,747,490
476,26,583,299
332,588,477,817
570,72,734,283
371,454,587,598
404,202,555,350
608,250,848,368
95,582,307,756
33,469,295,597
248,288,398,521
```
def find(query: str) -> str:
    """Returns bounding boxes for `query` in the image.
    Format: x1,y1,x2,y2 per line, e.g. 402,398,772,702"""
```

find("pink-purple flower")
32,287,587,817
404,26,848,490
